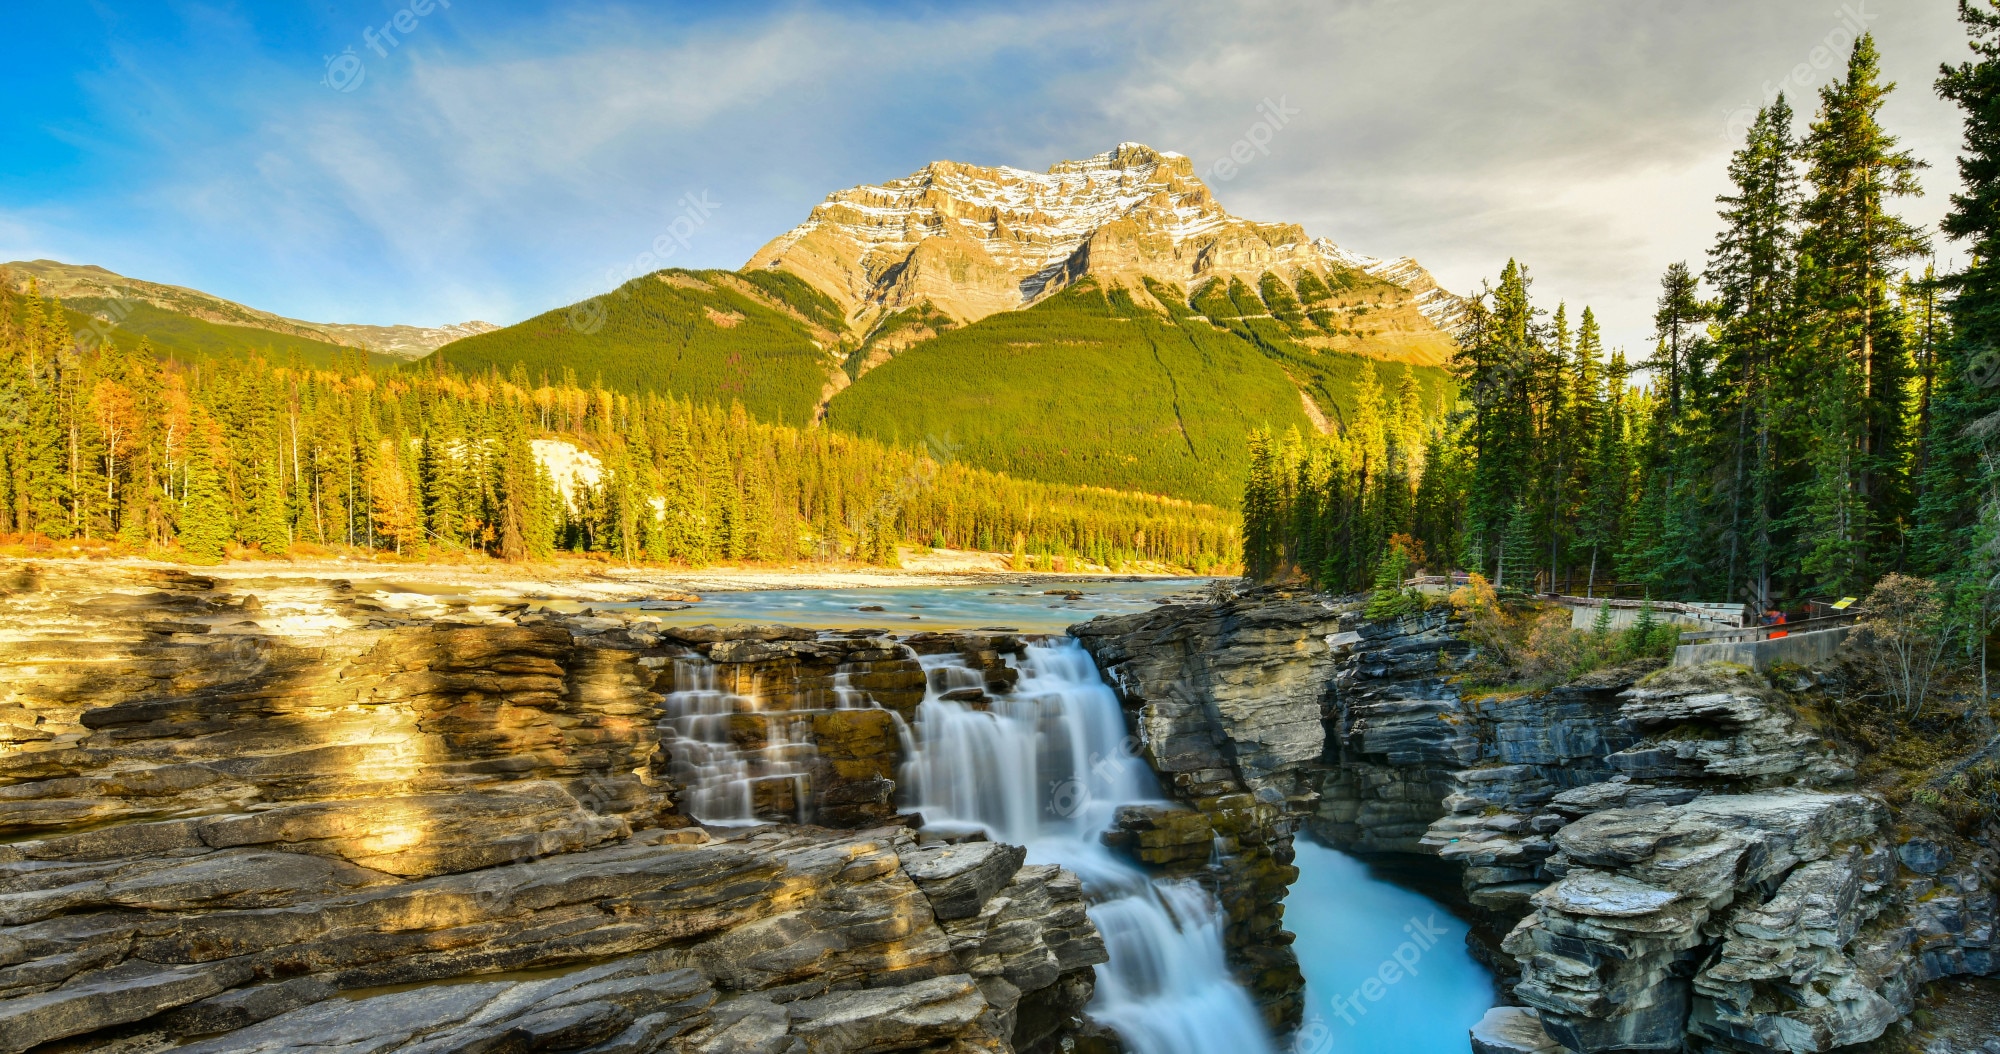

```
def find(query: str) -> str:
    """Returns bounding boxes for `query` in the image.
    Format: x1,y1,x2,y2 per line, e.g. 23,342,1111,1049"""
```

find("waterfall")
902,640,1277,1054
658,658,811,825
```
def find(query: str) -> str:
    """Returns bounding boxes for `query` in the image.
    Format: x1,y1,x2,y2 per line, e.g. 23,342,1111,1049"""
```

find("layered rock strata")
745,141,1464,343
0,564,1105,1054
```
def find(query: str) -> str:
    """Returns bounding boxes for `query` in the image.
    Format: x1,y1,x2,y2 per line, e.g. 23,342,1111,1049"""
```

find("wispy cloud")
1,0,1970,350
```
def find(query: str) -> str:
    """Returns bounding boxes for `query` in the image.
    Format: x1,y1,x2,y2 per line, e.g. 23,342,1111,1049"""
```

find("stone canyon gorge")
0,563,1993,1054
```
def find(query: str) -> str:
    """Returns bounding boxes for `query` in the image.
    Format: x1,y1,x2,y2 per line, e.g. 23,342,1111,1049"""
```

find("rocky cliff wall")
0,564,1103,1054
1074,587,2000,1054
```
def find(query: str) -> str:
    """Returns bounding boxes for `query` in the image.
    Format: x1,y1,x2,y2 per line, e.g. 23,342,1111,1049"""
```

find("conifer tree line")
1246,22,2000,611
0,279,1239,570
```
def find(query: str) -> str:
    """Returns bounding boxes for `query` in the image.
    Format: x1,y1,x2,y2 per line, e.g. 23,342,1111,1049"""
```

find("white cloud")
7,0,1974,353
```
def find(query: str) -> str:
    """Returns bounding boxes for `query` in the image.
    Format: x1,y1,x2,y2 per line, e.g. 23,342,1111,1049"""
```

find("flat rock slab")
1534,870,1680,917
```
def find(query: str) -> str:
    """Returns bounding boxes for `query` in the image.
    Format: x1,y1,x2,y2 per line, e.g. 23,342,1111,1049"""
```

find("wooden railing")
1676,609,1865,645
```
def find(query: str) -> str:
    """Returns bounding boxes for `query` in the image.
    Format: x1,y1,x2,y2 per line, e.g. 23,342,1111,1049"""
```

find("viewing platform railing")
1675,609,1865,645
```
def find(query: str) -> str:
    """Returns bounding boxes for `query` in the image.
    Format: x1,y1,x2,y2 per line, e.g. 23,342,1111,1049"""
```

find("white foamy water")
901,639,1277,1054
658,658,811,825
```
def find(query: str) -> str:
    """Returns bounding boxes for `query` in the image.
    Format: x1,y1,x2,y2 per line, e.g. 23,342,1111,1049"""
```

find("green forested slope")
823,276,1454,505
433,267,1454,506
59,299,395,368
431,269,844,426
823,281,1314,506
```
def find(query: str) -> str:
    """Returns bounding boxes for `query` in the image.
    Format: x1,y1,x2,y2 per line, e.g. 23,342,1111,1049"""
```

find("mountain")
3,259,494,362
450,142,1466,505
746,142,1464,358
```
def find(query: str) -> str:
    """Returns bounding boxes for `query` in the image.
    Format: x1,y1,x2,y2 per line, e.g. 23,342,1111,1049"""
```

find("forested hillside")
1247,28,2000,619
5,260,480,364
56,298,395,370
432,268,850,427
0,277,1239,571
824,277,1451,507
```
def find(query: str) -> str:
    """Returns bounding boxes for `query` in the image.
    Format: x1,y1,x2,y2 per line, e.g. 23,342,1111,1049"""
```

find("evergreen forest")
1245,26,2000,619
0,279,1239,572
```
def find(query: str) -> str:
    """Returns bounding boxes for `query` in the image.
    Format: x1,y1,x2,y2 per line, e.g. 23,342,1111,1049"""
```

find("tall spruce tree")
1917,3,2000,587
1706,97,1801,608
1793,33,1928,595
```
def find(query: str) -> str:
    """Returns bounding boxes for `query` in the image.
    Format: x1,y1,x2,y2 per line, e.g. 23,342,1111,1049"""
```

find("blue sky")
0,1,1972,351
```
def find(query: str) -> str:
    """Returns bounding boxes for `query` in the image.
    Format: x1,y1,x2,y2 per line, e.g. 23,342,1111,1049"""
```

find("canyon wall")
1074,586,2000,1054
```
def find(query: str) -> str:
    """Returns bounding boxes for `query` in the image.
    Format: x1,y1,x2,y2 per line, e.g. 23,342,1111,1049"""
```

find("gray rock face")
1080,588,2000,1054
1507,792,1888,1052
1322,612,1636,859
1470,1005,1562,1054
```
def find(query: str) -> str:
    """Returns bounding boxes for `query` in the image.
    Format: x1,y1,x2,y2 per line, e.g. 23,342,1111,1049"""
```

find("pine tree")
240,455,289,554
1651,262,1707,420
1363,541,1414,620
497,421,532,562
1706,96,1801,608
1241,429,1282,580
1793,32,1928,593
1498,501,1536,592
179,446,231,563
370,437,420,556
1916,5,2000,584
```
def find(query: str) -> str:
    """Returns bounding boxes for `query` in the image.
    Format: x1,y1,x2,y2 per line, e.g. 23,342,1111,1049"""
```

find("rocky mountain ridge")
746,142,1465,346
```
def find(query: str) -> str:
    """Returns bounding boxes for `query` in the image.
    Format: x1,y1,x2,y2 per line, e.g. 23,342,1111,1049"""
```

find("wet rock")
1506,792,1888,1052
1470,1005,1562,1054
901,840,1029,920
1104,803,1216,866
1900,837,1954,875
1074,590,1340,1029
0,566,1109,1054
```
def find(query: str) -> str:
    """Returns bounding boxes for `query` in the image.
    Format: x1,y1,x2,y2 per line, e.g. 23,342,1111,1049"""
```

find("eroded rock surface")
0,564,1106,1054
1076,587,2000,1054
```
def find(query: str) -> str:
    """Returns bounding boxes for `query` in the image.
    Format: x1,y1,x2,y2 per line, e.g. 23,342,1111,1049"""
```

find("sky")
0,0,1976,353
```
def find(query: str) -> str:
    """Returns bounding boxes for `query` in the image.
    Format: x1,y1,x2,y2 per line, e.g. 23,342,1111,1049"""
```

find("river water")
654,583,1493,1053
608,577,1212,633
1283,840,1495,1053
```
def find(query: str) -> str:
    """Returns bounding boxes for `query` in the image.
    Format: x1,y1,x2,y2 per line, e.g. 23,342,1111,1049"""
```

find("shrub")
1854,573,1967,717
1364,543,1421,620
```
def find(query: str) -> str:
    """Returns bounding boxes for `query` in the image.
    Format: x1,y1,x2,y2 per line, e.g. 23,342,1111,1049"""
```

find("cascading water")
658,658,812,825
901,640,1277,1054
